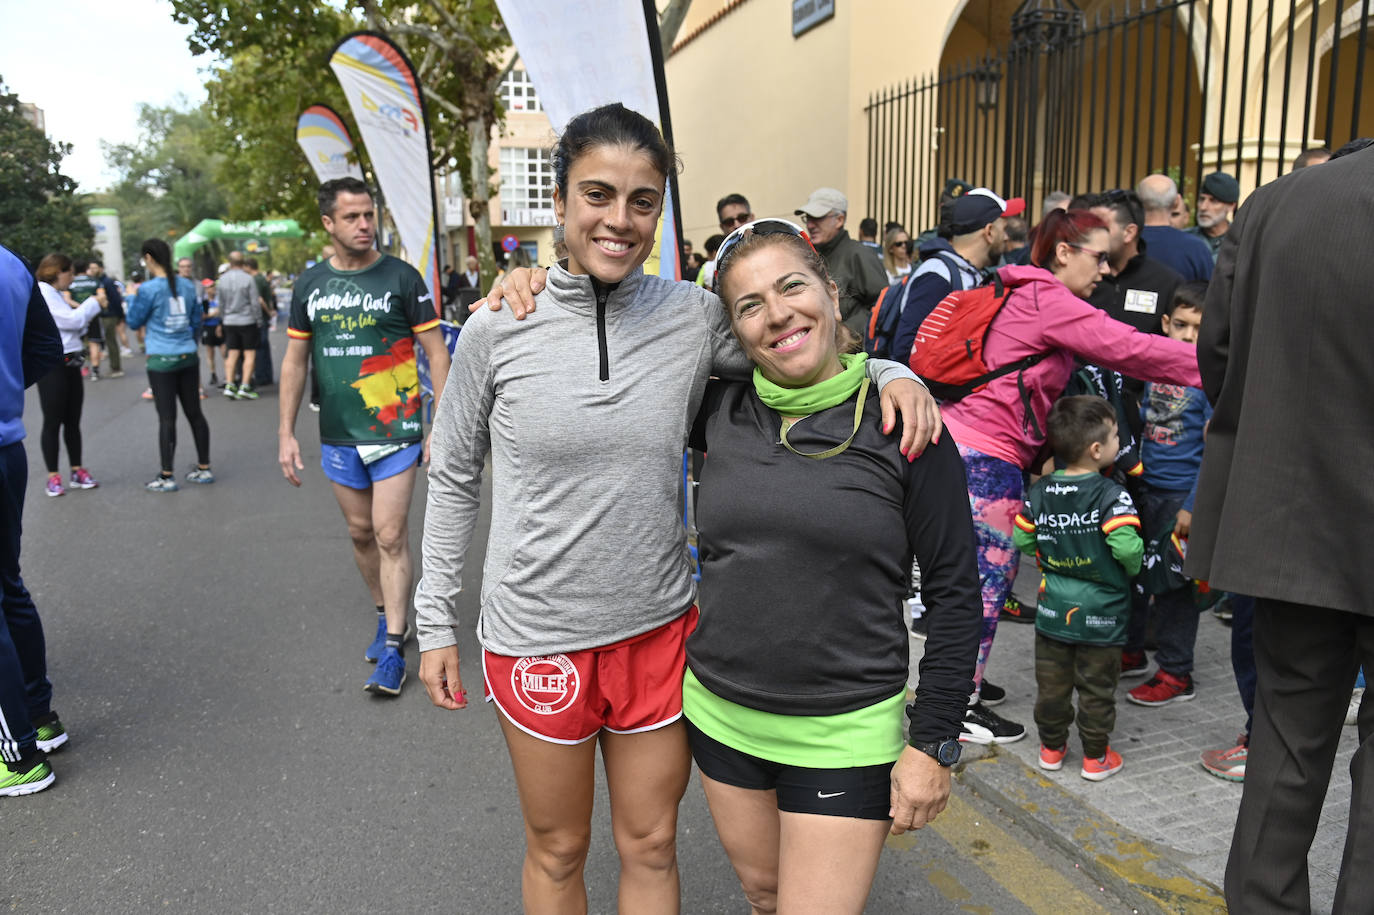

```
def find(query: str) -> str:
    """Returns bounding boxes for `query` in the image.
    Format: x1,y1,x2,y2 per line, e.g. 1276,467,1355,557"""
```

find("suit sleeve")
1198,206,1243,404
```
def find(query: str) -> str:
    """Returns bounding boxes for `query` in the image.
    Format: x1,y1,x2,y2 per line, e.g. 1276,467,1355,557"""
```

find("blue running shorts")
321,442,422,490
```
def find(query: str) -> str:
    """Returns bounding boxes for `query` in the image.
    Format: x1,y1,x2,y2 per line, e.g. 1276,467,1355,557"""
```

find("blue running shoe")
364,617,414,663
364,647,406,696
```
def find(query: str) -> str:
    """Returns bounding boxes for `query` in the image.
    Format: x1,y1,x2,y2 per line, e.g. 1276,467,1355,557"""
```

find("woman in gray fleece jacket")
413,104,939,913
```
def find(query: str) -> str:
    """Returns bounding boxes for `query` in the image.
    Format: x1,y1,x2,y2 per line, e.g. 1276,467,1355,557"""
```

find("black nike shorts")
685,718,893,820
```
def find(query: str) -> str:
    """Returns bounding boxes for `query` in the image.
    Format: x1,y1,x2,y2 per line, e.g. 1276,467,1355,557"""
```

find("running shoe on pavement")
185,467,215,485
1081,747,1124,782
978,680,1007,706
0,755,54,797
141,387,154,400
1200,735,1247,782
364,647,406,696
1120,650,1150,679
33,712,68,753
236,384,259,400
1127,669,1195,706
145,475,179,493
959,702,1026,744
1038,743,1067,771
108,370,125,378
364,618,415,663
223,382,238,398
45,474,64,498
999,593,1034,624
69,468,98,490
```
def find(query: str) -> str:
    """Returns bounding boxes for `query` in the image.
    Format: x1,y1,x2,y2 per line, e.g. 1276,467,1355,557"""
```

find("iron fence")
865,0,1372,231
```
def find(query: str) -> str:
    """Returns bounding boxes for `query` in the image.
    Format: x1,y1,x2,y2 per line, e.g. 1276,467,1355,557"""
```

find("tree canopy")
0,78,93,264
169,0,512,278
96,102,231,277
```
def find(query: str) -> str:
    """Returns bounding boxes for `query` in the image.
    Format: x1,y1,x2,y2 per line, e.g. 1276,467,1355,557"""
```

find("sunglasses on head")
713,219,816,294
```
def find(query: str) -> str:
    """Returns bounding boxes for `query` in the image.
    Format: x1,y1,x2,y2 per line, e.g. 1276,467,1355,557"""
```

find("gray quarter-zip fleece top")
415,264,917,656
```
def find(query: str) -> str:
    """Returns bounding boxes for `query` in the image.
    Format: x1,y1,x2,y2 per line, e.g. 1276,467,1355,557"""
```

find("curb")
955,745,1228,914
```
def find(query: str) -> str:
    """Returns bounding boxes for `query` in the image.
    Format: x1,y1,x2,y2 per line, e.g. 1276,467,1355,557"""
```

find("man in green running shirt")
278,177,451,697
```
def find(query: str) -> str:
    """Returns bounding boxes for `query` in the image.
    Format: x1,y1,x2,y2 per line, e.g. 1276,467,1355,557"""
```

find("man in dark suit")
1187,146,1374,913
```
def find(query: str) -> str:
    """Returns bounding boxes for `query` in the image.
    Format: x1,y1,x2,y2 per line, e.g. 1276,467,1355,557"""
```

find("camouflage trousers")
1034,633,1121,758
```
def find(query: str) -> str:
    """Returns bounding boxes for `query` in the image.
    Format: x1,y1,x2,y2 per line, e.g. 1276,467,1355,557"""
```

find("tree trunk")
467,112,497,285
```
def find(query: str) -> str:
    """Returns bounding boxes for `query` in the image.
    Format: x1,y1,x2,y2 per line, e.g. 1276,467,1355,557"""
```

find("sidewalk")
910,555,1359,914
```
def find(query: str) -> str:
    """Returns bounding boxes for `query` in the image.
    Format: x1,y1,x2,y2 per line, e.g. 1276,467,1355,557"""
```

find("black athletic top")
687,379,982,745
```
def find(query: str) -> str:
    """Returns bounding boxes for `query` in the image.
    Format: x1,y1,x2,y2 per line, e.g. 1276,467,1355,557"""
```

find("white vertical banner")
493,0,681,280
329,32,443,308
296,104,365,184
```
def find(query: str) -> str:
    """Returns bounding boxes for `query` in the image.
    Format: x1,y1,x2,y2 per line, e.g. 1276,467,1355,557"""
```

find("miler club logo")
511,655,580,716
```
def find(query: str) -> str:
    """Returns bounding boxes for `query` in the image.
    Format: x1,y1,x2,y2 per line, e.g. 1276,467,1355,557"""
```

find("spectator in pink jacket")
942,208,1202,745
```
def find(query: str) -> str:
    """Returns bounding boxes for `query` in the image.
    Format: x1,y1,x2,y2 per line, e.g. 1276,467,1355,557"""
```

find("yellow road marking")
918,792,1112,914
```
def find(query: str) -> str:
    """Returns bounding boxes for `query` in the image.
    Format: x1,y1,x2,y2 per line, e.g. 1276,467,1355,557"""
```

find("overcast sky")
3,0,212,192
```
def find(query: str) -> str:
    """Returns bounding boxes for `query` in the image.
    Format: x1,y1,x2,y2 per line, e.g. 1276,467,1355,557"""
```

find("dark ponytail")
140,239,178,298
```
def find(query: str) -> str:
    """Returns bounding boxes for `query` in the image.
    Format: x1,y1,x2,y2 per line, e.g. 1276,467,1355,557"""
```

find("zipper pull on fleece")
592,279,614,382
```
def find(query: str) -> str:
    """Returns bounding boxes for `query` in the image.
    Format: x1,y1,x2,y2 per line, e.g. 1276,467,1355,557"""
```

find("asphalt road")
4,332,1133,913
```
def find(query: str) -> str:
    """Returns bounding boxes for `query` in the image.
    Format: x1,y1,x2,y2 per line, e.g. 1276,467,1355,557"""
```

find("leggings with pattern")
958,443,1026,694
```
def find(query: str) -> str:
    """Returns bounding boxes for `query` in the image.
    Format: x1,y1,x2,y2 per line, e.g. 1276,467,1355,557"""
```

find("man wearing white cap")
891,188,1023,367
795,187,889,338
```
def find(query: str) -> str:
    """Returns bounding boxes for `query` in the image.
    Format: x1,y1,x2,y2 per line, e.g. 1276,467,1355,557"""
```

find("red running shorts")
483,607,698,745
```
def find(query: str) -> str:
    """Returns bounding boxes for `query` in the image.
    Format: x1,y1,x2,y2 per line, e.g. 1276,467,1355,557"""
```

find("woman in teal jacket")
127,240,212,492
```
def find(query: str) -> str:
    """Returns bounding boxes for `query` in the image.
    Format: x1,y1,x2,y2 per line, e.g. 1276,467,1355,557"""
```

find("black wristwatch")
910,736,962,767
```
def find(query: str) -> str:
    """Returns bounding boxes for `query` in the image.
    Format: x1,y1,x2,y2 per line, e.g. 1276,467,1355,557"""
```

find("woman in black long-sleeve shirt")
685,220,982,914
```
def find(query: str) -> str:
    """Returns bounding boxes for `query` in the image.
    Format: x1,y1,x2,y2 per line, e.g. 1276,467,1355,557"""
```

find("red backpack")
908,272,1046,403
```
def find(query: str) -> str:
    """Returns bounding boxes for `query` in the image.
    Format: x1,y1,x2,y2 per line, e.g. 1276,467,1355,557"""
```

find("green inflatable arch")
173,219,306,260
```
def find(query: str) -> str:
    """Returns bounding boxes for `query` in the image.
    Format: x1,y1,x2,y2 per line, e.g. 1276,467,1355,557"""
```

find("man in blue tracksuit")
0,243,66,796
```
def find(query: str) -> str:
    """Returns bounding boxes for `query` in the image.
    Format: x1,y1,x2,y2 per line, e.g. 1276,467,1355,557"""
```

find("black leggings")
36,363,84,473
148,365,211,473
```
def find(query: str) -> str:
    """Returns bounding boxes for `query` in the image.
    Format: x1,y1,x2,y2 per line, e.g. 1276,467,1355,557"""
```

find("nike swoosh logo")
817,791,846,798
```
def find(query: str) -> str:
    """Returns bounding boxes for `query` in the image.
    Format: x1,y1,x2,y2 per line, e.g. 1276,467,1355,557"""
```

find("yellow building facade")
665,0,1373,244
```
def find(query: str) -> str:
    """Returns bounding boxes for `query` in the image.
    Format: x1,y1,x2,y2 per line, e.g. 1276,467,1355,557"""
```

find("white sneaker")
1347,687,1364,726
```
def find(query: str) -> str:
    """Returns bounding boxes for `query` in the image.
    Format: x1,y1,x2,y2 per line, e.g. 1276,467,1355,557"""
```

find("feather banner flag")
492,0,682,281
295,103,365,184
329,32,443,311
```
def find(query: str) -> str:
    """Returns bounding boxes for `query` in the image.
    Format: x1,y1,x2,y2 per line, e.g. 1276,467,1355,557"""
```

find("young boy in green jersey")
1014,396,1144,782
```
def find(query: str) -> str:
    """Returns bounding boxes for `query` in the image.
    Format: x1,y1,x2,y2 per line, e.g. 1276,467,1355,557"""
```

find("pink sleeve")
1036,286,1201,387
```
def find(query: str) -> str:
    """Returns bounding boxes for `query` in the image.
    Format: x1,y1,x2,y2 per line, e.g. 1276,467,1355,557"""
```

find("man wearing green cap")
1189,172,1240,262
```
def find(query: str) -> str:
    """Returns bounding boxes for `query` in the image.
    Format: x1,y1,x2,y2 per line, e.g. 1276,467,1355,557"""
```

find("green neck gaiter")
752,352,868,415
